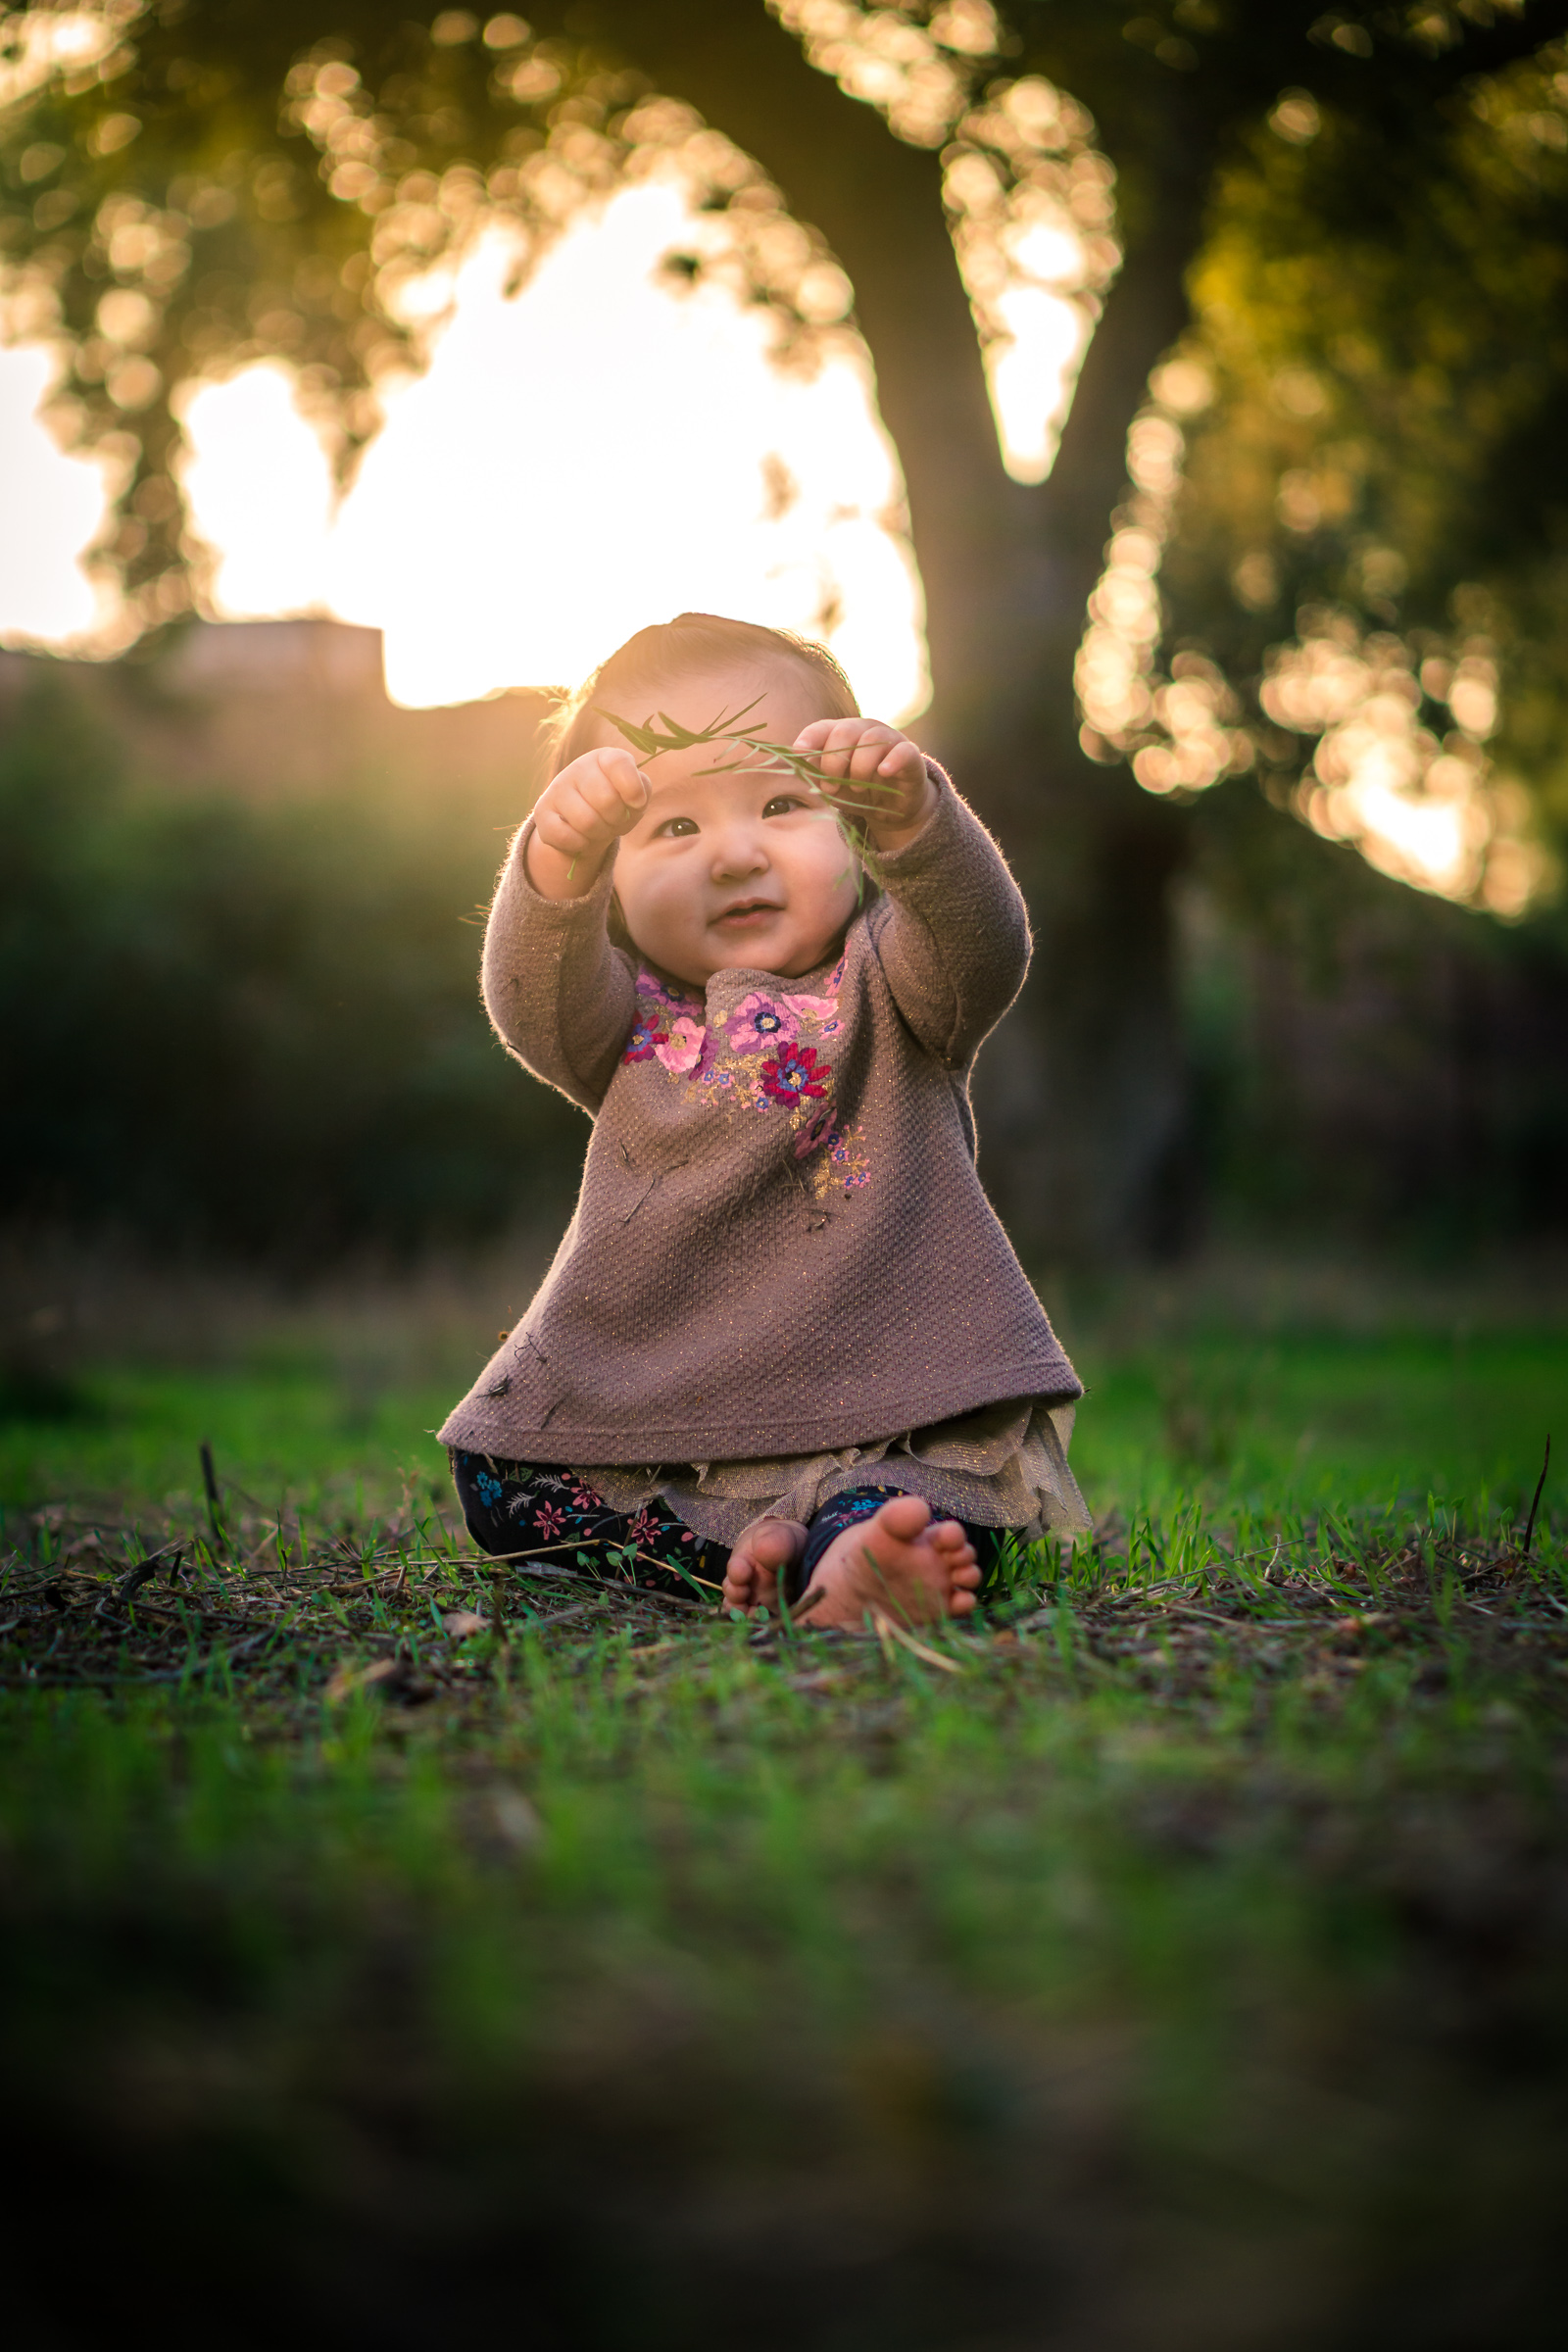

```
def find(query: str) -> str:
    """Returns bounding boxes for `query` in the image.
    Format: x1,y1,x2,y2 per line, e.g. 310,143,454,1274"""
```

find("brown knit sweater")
438,767,1081,1466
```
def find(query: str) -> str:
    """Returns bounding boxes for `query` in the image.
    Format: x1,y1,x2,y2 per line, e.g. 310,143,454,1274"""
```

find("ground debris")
2,1505,1563,1728
0,1501,713,1709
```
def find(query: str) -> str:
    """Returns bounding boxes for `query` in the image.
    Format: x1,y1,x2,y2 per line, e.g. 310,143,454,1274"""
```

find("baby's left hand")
793,718,934,852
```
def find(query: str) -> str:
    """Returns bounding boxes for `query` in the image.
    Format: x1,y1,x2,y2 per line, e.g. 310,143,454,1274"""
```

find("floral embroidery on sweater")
724,991,794,1054
760,1040,828,1104
623,1011,667,1063
655,1015,706,1074
620,961,866,1195
794,1105,871,1198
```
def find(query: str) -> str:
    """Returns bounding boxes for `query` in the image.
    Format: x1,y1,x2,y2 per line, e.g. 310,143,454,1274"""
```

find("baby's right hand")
525,747,650,900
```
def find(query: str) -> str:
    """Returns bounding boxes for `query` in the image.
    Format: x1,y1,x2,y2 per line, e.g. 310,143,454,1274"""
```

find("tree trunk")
601,1,1212,1255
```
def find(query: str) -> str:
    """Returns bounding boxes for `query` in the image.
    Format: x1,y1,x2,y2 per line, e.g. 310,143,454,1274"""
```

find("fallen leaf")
870,1609,964,1674
490,1788,543,1849
323,1656,399,1703
442,1610,488,1639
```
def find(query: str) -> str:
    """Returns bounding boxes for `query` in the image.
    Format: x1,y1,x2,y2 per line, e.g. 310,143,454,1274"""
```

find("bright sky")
0,341,107,642
2,181,939,717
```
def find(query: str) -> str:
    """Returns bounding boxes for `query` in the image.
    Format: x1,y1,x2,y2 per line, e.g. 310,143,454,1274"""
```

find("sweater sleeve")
864,764,1032,1067
479,821,637,1113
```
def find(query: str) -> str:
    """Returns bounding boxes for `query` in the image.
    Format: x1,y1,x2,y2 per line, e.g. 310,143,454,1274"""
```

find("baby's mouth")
711,897,783,928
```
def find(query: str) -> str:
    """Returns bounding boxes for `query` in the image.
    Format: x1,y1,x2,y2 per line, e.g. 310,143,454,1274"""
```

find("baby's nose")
710,822,768,878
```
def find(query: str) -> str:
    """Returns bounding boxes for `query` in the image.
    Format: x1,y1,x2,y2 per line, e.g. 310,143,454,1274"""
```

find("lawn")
3,1257,1566,2348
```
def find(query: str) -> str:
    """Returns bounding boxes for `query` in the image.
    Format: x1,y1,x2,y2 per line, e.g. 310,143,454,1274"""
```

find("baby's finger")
574,765,642,836
811,719,869,778
533,802,595,858
876,737,925,780
847,733,904,782
547,786,623,857
597,747,651,810
797,715,862,753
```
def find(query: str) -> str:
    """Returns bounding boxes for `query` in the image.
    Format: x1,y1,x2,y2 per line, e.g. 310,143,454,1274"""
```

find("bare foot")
721,1516,808,1613
795,1494,981,1630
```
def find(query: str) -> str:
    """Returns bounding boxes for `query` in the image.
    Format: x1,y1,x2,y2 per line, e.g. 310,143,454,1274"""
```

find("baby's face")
605,661,860,991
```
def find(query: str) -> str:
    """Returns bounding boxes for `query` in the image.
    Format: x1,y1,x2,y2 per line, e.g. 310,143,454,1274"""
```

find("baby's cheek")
618,865,706,978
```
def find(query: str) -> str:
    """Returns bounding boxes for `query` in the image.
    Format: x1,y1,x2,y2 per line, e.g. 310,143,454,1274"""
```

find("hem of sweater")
436,1365,1085,1461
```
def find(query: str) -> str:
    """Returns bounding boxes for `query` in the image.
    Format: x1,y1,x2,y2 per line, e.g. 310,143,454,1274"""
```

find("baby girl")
440,612,1088,1627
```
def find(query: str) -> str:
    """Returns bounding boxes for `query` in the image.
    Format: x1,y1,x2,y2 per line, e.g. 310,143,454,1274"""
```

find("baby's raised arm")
478,744,651,1107
525,746,650,900
833,743,1031,1070
526,748,649,894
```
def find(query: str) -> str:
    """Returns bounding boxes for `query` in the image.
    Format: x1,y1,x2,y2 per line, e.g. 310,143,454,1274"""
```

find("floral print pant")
450,1454,1010,1605
449,1452,729,1600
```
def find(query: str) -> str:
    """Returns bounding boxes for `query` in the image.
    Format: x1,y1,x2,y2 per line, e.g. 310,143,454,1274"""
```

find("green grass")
3,1280,1566,2346
1074,1327,1562,1520
6,1317,1560,1531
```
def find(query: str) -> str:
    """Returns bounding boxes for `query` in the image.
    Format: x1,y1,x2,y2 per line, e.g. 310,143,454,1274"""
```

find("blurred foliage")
0,675,585,1257
3,3,1564,710
1,656,1563,1266
1179,36,1568,657
0,1,847,640
1153,22,1568,875
4,3,1567,917
1182,784,1568,1247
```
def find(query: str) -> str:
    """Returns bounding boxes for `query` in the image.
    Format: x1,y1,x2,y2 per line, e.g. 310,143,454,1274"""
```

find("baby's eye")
761,794,808,818
655,814,700,839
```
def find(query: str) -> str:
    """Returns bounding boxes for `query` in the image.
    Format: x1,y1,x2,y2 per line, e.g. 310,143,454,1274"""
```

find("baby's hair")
542,612,859,779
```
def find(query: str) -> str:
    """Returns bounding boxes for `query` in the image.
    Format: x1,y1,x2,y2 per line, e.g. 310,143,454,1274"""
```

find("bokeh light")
4,1,1107,717
1073,364,1543,913
1263,617,1543,915
776,4,1120,481
0,345,112,642
1075,361,1244,794
7,177,929,719
177,363,336,621
316,190,926,714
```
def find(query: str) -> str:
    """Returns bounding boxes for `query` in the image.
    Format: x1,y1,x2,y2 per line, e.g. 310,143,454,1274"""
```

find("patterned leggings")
450,1452,1010,1604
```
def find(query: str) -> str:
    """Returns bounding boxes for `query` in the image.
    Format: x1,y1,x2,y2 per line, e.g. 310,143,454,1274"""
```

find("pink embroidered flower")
531,1502,567,1540
793,1107,837,1160
636,967,693,1007
655,1015,707,1074
760,1041,829,1105
784,992,841,1039
724,991,798,1055
623,1013,668,1063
